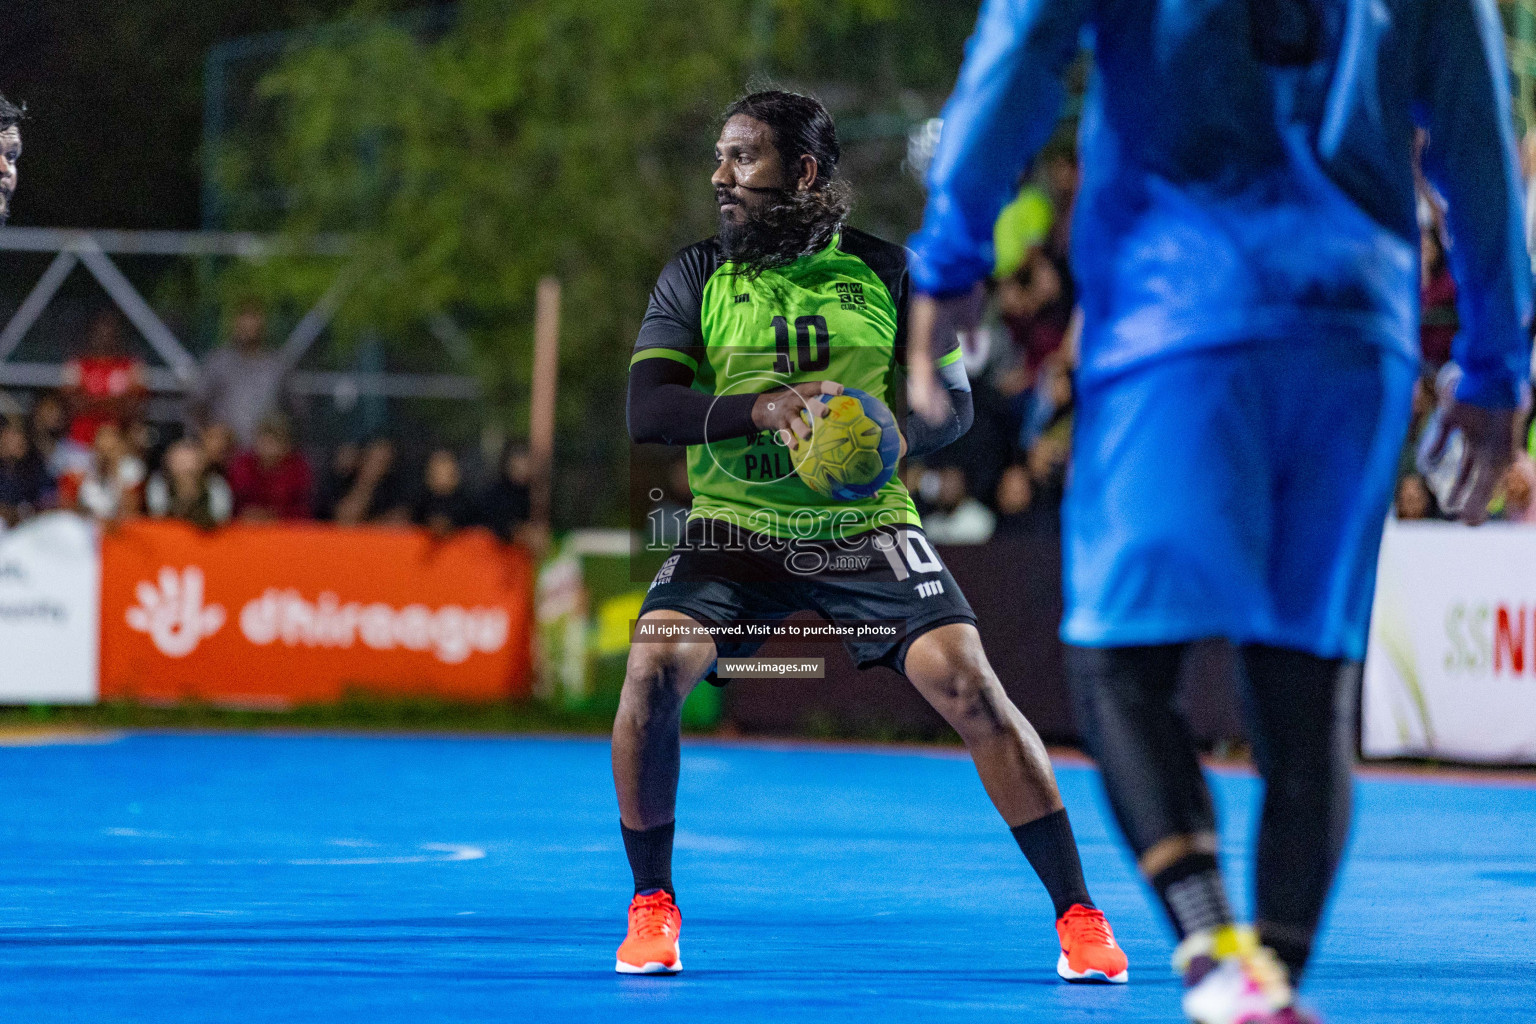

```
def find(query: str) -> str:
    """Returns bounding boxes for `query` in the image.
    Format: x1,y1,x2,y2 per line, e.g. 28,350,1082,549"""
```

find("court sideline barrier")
0,513,100,704
1364,520,1536,764
99,519,535,706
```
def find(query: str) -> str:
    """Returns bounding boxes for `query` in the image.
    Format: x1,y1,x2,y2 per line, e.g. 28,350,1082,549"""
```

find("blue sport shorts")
1062,340,1416,660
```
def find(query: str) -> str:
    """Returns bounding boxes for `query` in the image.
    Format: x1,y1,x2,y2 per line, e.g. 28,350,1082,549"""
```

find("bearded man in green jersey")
611,90,1126,983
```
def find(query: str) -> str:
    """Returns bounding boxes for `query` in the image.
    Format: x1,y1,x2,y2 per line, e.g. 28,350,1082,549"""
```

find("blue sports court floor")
0,733,1530,1023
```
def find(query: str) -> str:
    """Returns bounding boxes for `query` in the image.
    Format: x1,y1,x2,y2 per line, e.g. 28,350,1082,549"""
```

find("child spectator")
0,415,53,525
146,438,233,529
61,422,144,521
227,415,312,522
412,447,474,538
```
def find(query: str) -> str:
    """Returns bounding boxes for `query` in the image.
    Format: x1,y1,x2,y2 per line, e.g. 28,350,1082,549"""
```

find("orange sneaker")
1056,903,1129,983
615,890,682,974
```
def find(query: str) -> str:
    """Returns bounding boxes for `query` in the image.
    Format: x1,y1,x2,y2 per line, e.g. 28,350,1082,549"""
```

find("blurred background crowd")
0,298,535,541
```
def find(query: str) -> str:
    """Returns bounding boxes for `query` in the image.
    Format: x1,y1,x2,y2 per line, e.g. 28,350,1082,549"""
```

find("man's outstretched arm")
1417,0,1535,521
1419,0,1532,409
904,0,1089,422
907,0,1091,298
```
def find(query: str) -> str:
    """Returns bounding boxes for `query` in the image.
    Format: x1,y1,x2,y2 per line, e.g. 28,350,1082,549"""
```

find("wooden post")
529,276,561,528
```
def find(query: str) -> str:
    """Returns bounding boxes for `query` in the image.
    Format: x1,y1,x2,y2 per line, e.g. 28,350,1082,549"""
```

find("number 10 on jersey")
772,315,832,374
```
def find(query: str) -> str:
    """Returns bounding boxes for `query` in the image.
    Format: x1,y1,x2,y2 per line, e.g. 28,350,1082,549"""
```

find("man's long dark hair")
718,90,852,277
0,93,24,133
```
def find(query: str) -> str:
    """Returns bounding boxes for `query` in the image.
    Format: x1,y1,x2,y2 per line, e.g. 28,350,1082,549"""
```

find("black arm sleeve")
627,240,757,446
627,357,757,446
903,384,974,459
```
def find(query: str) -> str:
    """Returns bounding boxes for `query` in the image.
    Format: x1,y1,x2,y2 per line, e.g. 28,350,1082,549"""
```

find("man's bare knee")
619,643,708,721
935,658,1011,736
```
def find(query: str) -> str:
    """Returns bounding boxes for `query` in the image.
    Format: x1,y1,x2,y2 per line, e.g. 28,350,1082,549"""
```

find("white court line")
74,842,486,868
0,730,125,747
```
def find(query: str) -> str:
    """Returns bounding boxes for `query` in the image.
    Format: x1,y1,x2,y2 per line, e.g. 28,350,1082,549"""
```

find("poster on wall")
1363,521,1536,765
0,513,100,704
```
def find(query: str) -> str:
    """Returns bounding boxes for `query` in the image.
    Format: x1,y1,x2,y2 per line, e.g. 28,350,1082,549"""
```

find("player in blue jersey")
907,2,1531,1022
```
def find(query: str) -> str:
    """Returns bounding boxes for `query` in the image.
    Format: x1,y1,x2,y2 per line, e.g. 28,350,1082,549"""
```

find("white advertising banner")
1364,521,1536,764
0,513,100,704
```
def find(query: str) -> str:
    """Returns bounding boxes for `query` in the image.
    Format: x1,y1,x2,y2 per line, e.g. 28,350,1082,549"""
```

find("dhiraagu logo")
1444,602,1535,677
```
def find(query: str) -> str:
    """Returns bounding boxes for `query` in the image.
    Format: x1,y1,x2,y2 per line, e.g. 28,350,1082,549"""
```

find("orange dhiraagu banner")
100,521,534,706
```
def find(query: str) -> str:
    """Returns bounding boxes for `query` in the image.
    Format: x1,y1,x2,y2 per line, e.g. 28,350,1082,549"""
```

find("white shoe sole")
615,942,682,975
1057,951,1128,984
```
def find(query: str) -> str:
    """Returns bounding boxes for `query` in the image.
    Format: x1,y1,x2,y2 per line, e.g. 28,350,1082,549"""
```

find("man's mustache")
717,184,789,205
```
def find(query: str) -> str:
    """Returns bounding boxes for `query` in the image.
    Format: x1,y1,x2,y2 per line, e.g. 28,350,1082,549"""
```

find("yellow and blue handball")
789,387,902,501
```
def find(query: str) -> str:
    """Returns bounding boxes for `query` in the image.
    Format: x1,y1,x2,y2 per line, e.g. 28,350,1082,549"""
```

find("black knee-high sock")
1011,808,1094,918
621,820,675,897
1240,646,1359,980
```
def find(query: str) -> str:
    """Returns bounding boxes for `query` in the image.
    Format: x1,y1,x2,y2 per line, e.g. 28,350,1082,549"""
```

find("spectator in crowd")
227,415,312,522
1023,431,1070,530
60,422,144,521
920,465,996,545
145,438,233,529
1393,473,1438,521
63,309,145,450
191,300,292,448
200,421,237,480
314,441,362,520
1018,353,1074,453
1419,226,1457,371
1497,454,1536,524
0,415,53,525
996,249,1069,380
412,447,475,538
29,390,89,480
477,441,533,542
994,460,1056,537
332,437,409,525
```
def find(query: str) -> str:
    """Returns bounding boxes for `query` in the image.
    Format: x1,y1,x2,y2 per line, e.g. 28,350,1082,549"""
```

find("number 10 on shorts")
874,530,942,581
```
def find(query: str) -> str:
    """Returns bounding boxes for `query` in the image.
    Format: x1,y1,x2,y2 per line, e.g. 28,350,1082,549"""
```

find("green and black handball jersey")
631,229,962,541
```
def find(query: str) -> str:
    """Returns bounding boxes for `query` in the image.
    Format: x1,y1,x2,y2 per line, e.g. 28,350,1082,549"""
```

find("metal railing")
0,226,478,401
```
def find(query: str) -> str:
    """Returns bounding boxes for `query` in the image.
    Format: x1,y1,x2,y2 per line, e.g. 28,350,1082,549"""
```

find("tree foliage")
223,0,977,523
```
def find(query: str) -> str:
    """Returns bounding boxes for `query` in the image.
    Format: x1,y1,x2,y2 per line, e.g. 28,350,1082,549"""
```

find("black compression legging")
1067,643,1359,977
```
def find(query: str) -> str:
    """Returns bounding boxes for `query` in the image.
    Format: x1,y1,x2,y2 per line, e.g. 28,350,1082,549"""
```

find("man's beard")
718,181,852,278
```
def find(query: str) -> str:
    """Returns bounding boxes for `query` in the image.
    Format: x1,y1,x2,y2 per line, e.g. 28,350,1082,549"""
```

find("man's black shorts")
637,518,976,673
